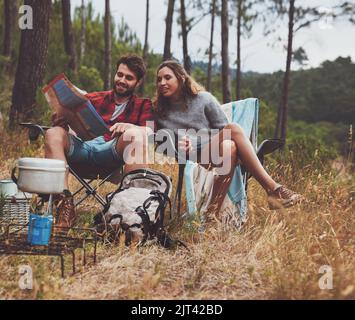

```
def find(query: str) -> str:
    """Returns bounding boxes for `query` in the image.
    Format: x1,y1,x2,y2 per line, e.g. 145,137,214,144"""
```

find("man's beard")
113,84,135,98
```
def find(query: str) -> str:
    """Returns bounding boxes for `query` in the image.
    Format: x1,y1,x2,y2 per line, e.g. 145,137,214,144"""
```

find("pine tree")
9,0,52,126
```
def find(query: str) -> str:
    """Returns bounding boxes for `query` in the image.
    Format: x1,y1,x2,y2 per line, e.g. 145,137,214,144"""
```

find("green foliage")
258,99,277,142
34,87,52,126
257,97,346,159
142,53,164,98
210,73,223,103
269,137,338,174
0,73,13,127
0,0,21,75
117,16,141,49
292,46,308,67
72,6,142,90
77,66,104,92
191,66,206,88
287,120,348,149
45,1,70,82
242,57,355,124
0,55,11,72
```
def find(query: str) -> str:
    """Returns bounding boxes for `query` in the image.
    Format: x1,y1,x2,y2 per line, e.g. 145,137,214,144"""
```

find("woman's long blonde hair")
153,60,205,114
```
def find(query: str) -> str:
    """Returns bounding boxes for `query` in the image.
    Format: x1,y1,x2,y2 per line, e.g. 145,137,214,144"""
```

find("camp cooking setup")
10,157,66,245
0,157,98,277
1,156,183,277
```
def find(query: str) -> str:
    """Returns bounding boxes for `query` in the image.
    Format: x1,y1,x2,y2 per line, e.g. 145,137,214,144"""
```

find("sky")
71,0,355,73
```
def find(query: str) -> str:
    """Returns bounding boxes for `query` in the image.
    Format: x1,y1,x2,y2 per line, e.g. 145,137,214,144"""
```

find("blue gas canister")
28,213,53,246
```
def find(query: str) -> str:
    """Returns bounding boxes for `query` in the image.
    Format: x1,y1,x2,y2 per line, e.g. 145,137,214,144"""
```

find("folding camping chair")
20,122,123,209
172,98,284,222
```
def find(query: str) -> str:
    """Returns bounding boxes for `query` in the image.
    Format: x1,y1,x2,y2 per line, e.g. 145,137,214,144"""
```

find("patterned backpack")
94,168,183,248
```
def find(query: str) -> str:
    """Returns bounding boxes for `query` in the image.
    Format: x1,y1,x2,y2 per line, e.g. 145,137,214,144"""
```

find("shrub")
77,66,104,92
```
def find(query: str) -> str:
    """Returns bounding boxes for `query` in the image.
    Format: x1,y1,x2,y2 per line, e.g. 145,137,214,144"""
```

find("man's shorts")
67,135,123,169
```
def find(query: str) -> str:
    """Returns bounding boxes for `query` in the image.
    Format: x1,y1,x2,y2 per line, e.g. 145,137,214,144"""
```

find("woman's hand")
178,135,193,153
110,122,136,138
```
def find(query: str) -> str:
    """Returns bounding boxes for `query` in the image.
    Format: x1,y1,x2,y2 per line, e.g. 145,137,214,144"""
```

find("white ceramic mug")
0,179,18,197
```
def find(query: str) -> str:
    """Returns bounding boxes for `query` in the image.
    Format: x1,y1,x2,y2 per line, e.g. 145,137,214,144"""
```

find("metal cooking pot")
12,158,67,194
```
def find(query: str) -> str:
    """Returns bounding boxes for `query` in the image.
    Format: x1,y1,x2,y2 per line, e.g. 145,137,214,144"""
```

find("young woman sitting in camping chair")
152,60,303,218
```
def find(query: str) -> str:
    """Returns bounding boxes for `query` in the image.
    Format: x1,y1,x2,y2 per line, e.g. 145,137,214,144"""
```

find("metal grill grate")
0,198,30,231
0,198,30,232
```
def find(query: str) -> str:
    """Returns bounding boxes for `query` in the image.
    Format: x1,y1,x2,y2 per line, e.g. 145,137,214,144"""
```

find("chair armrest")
20,122,51,142
241,138,284,181
256,139,284,164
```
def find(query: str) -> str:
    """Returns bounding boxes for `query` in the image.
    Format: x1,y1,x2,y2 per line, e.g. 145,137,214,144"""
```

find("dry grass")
0,128,354,300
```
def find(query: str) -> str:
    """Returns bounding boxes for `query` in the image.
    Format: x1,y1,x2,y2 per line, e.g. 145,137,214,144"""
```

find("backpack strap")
143,190,171,234
107,213,122,224
134,206,151,241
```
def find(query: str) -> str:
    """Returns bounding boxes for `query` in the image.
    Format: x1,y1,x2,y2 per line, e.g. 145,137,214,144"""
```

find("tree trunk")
163,0,175,61
180,0,191,74
236,0,242,101
9,0,51,127
221,0,231,103
143,0,149,62
3,0,16,57
62,0,77,73
104,0,112,90
140,0,150,95
207,0,216,91
275,0,295,141
79,0,86,63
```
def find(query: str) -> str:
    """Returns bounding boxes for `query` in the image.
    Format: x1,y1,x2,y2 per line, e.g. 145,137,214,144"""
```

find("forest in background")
194,56,355,157
0,0,354,160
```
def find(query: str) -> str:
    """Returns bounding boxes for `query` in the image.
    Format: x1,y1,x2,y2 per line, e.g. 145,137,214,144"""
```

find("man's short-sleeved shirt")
85,90,154,141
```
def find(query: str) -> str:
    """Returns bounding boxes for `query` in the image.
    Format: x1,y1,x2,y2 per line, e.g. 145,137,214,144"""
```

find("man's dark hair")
116,54,146,81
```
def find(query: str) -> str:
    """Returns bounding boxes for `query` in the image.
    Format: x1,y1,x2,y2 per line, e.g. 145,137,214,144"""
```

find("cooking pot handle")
11,166,18,184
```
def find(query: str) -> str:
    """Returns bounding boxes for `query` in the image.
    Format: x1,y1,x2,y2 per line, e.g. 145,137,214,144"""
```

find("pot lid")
17,157,66,169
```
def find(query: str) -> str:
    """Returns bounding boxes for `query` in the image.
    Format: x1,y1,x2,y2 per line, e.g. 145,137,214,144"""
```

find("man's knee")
45,127,69,148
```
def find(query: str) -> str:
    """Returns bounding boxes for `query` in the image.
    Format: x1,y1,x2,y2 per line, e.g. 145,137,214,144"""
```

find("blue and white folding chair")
180,98,283,227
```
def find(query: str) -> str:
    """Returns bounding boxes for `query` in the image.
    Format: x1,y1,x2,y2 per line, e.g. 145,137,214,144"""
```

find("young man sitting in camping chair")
45,55,153,228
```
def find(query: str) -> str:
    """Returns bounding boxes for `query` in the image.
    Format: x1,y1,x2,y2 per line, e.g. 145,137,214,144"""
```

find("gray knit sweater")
155,91,228,149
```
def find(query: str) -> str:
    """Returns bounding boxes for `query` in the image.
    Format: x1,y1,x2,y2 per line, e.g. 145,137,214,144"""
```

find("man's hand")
110,122,136,138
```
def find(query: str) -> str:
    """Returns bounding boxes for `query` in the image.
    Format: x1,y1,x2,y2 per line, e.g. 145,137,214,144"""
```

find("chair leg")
172,164,185,216
71,184,87,198
69,168,108,208
75,191,106,208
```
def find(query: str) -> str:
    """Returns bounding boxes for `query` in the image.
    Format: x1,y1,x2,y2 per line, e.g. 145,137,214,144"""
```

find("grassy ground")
0,126,354,300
